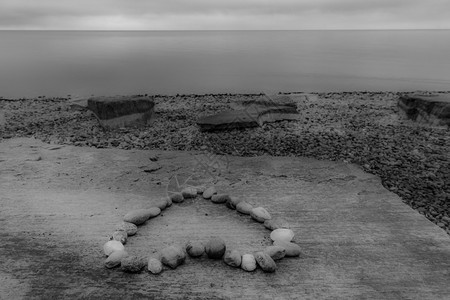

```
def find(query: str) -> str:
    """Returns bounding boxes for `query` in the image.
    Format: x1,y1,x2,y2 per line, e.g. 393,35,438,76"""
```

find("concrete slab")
1,138,449,299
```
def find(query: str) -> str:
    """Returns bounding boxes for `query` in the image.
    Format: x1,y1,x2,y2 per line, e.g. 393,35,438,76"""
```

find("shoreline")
1,91,449,236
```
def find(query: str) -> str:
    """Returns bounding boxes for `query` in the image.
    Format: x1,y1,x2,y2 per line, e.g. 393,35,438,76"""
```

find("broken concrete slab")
197,95,299,131
398,94,450,126
1,137,450,299
87,95,155,128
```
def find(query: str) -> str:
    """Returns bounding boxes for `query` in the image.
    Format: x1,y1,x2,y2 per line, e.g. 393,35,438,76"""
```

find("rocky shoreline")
1,92,449,235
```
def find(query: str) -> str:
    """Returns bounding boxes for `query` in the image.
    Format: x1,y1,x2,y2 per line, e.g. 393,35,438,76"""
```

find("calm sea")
0,30,449,98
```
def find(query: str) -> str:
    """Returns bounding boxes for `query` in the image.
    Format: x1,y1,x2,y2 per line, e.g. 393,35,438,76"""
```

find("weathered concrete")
87,95,155,128
1,137,450,299
197,95,299,131
398,94,450,126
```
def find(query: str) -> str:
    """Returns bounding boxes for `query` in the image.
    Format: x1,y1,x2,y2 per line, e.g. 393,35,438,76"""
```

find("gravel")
1,92,449,235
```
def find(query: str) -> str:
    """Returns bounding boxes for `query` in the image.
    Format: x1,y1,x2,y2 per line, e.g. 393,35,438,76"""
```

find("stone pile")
102,184,299,274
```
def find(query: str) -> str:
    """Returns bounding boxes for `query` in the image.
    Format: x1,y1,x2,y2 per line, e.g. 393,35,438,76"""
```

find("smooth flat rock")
398,94,450,126
87,95,155,128
1,137,450,299
197,95,299,131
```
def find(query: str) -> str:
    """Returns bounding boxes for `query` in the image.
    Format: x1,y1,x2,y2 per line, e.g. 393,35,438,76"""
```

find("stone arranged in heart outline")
103,180,300,274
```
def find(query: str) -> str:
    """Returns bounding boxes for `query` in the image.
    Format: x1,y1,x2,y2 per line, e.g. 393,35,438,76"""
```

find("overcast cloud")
0,0,449,30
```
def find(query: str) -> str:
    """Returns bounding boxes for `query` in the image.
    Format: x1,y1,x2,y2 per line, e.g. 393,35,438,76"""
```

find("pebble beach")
1,91,449,235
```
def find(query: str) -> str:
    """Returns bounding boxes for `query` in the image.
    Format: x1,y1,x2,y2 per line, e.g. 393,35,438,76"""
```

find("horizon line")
1,28,449,32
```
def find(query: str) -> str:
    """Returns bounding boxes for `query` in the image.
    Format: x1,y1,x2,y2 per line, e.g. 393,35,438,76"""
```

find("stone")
123,209,154,225
120,255,146,273
166,196,173,207
103,240,125,256
110,230,127,244
154,199,168,210
254,252,277,273
264,218,290,230
241,254,257,272
211,194,231,204
185,241,205,257
145,207,161,218
116,222,138,236
104,250,129,269
169,192,184,203
225,196,242,210
398,94,450,126
250,207,272,222
274,241,301,257
223,249,242,268
270,228,295,243
205,237,226,259
202,187,217,199
147,257,163,274
87,95,155,128
160,245,186,269
236,201,253,215
181,187,197,199
264,246,286,260
195,186,207,194
197,95,299,131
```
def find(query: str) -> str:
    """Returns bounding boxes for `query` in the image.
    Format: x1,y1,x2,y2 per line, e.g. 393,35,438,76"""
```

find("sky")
1,0,449,30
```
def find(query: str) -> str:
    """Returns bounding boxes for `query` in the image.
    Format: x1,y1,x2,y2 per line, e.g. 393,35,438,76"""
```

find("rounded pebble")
250,207,272,223
146,207,161,218
160,245,186,269
169,192,184,203
186,240,205,257
270,228,295,243
264,218,290,230
116,222,138,236
123,209,153,225
121,256,146,273
226,196,242,210
211,194,231,204
154,199,168,210
104,250,128,269
241,254,257,272
103,240,125,256
147,257,163,274
264,246,286,260
203,187,217,199
195,186,207,194
254,251,277,273
236,201,253,215
181,187,197,198
205,237,226,259
110,230,128,244
273,241,301,257
166,196,173,207
223,249,242,268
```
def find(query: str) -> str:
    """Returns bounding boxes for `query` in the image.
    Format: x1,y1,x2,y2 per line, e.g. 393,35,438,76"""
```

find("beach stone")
197,95,299,131
223,249,242,268
398,94,450,126
110,230,128,244
236,201,253,215
160,245,186,269
274,241,301,257
211,194,231,204
166,196,173,207
264,218,290,230
203,187,217,199
169,192,184,203
270,228,295,243
147,257,163,274
195,186,207,194
123,209,153,225
264,246,286,260
103,240,125,256
104,250,129,269
185,240,205,257
181,187,197,198
254,252,277,273
146,207,161,218
226,196,242,210
116,222,138,236
87,95,155,128
241,254,257,272
120,255,146,273
154,199,168,210
250,207,272,222
205,237,226,259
